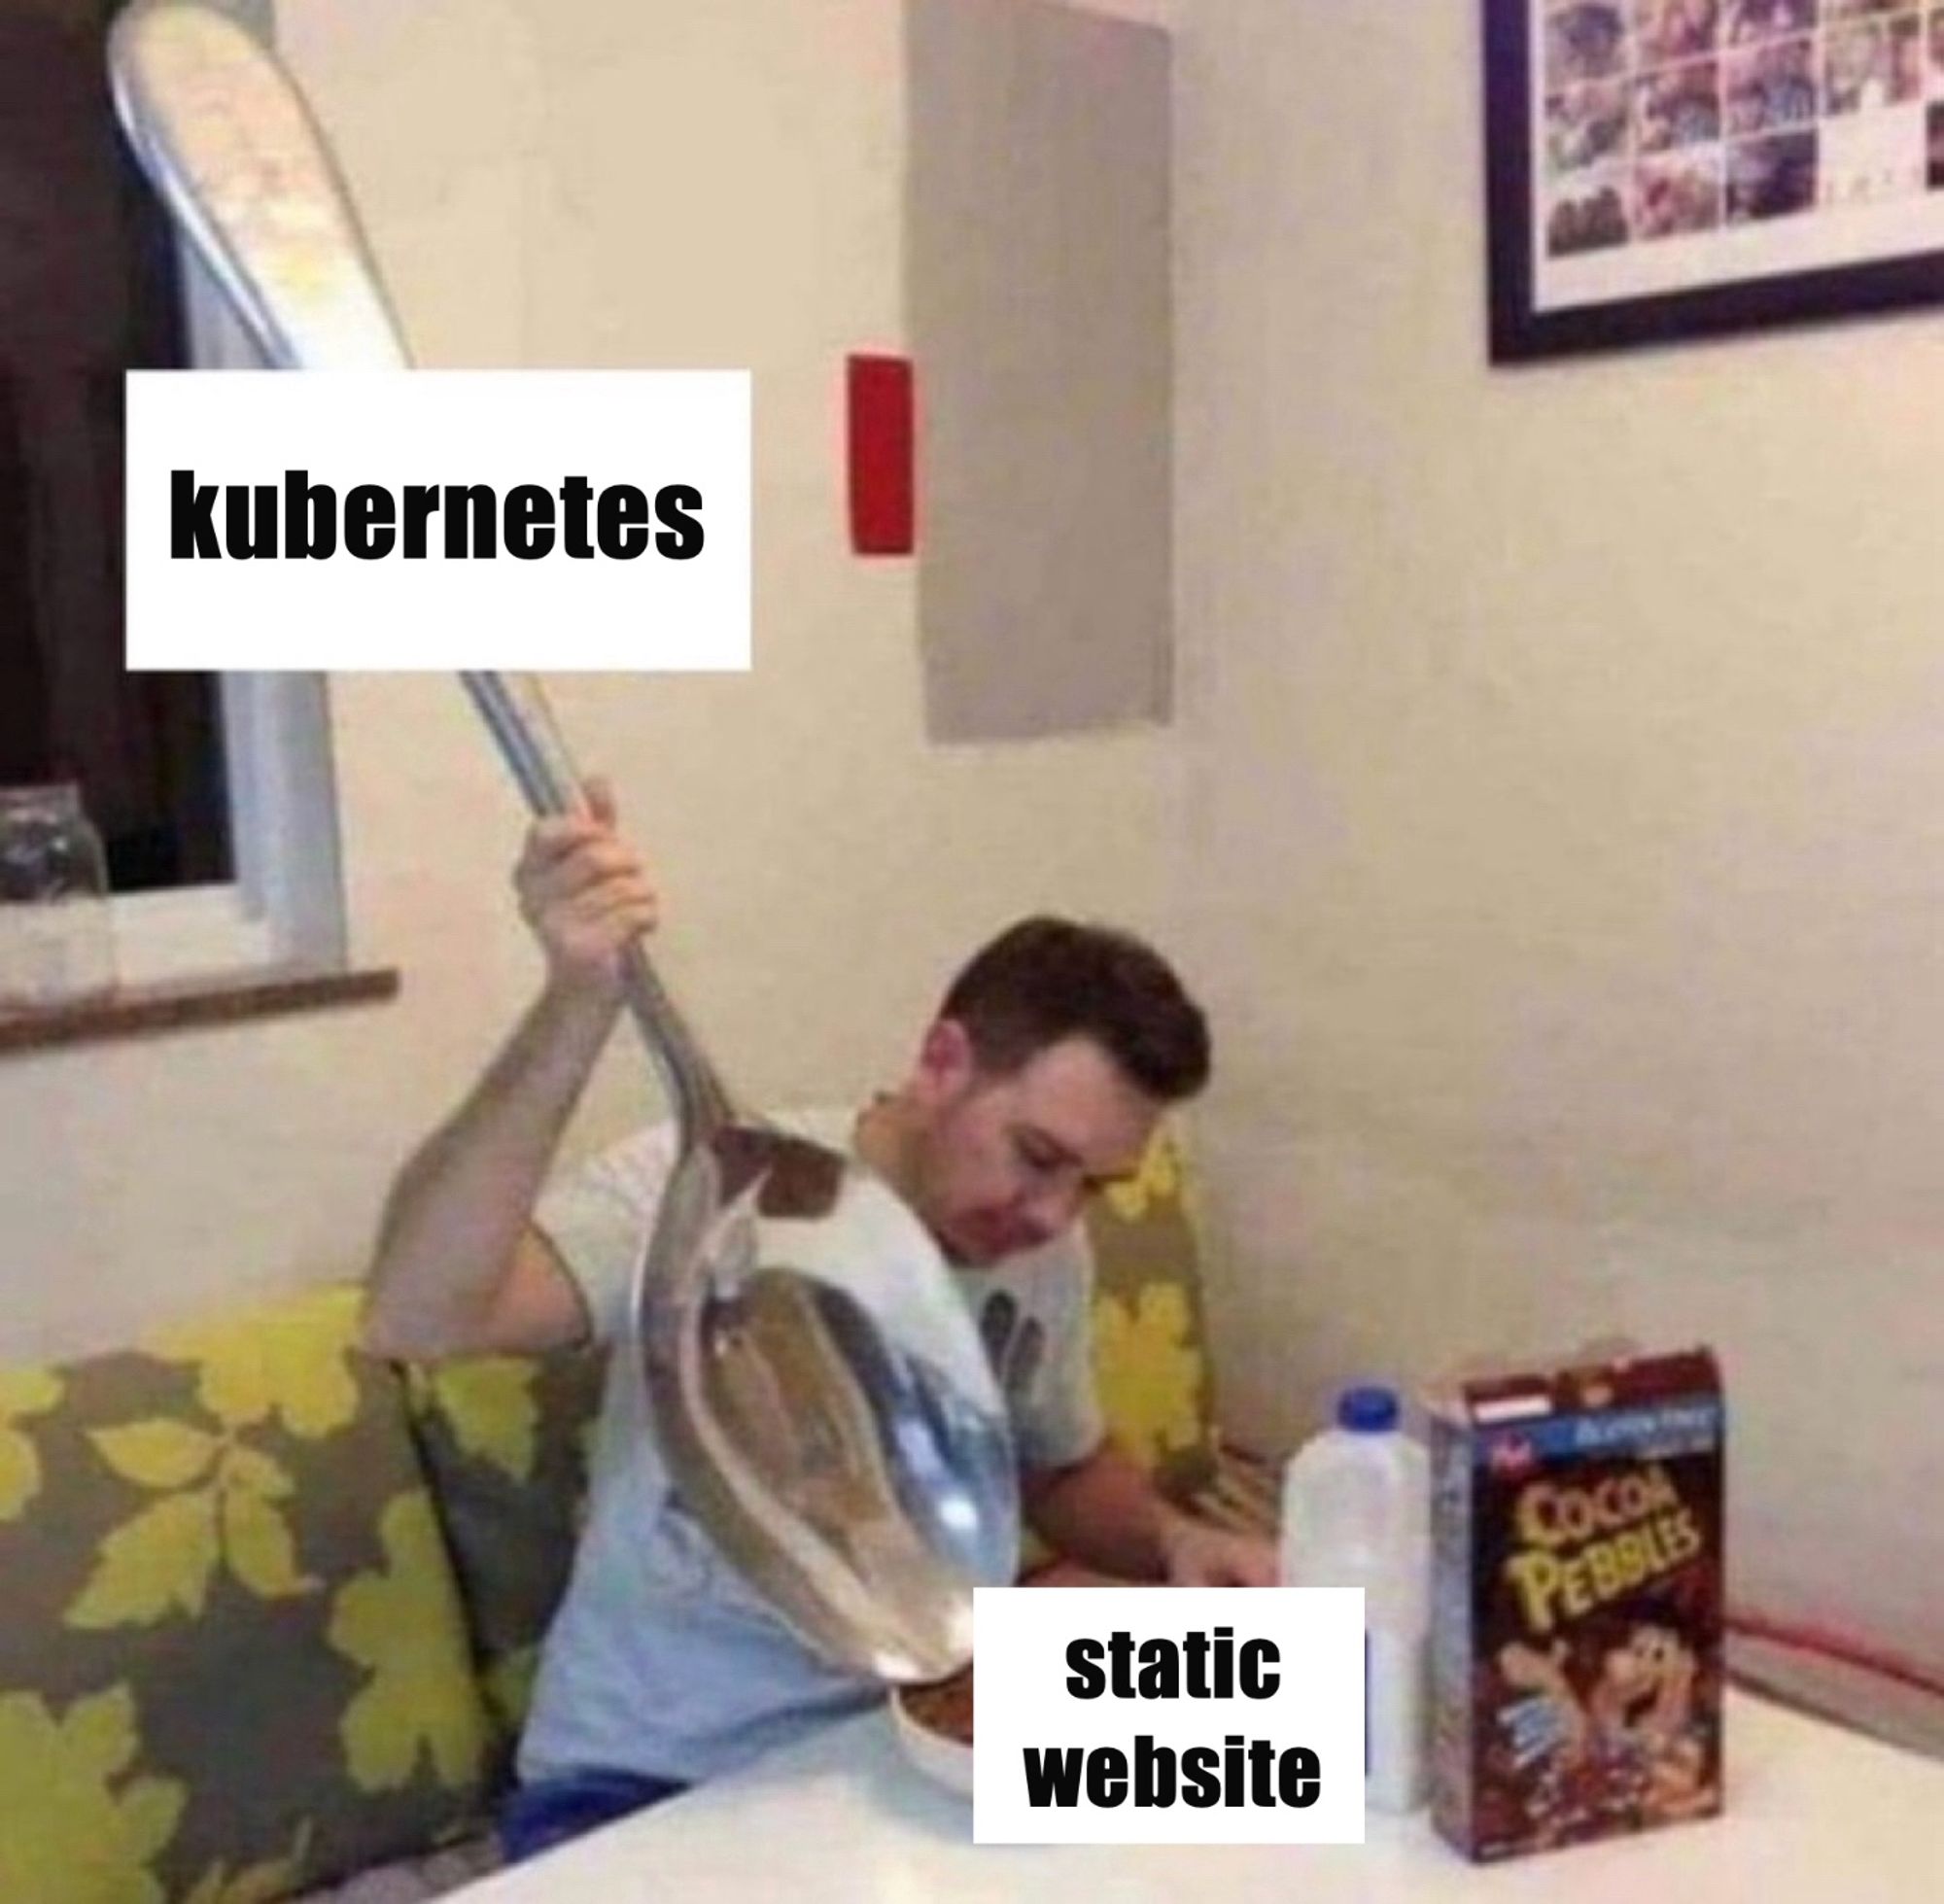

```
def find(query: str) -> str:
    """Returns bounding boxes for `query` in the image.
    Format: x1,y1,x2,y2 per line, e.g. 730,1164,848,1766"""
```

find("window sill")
0,963,399,1056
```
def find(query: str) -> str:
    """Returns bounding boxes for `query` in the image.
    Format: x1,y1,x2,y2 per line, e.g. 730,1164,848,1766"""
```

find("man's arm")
362,782,658,1361
364,985,619,1358
1022,1439,1278,1587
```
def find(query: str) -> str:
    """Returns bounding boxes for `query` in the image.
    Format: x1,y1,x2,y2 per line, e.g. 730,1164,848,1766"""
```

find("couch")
0,1130,1268,1903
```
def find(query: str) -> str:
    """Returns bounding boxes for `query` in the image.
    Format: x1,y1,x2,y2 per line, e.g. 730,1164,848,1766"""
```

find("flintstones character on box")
1429,1349,1724,1862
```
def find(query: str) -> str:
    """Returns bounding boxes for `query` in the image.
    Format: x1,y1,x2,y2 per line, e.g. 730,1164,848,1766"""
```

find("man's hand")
1158,1510,1279,1588
1024,1441,1282,1586
513,778,660,1006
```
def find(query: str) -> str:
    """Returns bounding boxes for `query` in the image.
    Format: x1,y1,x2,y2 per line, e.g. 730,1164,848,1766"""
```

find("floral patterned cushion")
0,1286,494,1904
399,1350,606,1768
1085,1126,1219,1501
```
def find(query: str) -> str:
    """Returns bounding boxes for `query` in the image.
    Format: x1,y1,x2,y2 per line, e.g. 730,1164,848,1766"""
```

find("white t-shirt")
517,1105,1103,1786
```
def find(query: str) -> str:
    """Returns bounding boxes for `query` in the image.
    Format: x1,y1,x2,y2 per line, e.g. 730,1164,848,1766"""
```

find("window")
1,0,343,986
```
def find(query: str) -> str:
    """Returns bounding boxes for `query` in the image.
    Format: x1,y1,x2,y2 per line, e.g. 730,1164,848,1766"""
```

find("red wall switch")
847,354,916,556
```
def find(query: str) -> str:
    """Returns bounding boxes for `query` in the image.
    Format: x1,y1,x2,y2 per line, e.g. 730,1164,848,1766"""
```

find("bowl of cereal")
891,1664,974,1797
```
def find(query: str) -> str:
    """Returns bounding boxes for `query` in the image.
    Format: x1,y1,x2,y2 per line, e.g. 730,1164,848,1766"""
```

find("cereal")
898,1664,975,1746
1429,1348,1723,1860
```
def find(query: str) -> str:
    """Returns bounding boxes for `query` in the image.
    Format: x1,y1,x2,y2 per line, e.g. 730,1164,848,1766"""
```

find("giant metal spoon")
108,0,1017,1680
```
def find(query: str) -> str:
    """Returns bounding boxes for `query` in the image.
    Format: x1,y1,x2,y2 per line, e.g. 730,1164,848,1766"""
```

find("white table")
458,1690,1944,1901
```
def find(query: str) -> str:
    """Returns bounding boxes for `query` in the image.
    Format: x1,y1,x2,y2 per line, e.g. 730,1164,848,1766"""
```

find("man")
363,786,1273,1860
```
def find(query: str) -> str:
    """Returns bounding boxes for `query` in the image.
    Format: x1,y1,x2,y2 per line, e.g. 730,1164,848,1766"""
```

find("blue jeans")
499,1768,689,1864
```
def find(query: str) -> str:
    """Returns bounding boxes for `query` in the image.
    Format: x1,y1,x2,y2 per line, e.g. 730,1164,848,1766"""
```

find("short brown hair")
937,917,1210,1103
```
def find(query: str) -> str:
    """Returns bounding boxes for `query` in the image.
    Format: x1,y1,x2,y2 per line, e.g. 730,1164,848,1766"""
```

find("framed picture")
1484,0,1944,361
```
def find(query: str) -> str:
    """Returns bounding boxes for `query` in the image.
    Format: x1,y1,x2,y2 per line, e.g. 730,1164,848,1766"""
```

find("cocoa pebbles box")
1428,1347,1724,1861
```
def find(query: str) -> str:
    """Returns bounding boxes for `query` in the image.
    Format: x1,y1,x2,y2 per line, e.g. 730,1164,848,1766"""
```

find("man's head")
887,917,1209,1265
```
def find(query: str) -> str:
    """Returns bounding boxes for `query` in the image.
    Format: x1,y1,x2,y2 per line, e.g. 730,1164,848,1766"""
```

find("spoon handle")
460,671,735,1148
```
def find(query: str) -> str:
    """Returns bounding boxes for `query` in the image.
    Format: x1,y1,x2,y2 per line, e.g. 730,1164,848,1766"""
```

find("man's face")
903,1025,1163,1265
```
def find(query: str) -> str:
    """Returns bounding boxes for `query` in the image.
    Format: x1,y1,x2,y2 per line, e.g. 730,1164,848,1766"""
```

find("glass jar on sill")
0,782,119,1010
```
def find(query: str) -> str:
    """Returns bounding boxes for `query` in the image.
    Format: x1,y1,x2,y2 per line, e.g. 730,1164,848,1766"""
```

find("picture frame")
1484,0,1944,362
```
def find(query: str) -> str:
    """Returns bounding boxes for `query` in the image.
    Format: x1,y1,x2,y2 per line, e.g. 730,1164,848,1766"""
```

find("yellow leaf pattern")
70,1421,317,1627
1100,1130,1184,1224
67,1491,223,1628
0,1366,61,1521
1091,1282,1207,1471
0,1687,187,1904
183,1824,312,1904
421,1359,541,1484
222,1486,319,1601
119,1776,187,1865
329,1490,489,1792
223,1442,295,1503
59,1682,140,1778
91,1420,223,1491
483,1642,540,1736
65,1287,353,1631
154,1286,362,1440
6,1286,527,1899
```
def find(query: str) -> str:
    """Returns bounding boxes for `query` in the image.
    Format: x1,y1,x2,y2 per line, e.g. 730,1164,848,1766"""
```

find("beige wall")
17,0,1923,1672
0,0,1183,1364
1174,3,1944,1658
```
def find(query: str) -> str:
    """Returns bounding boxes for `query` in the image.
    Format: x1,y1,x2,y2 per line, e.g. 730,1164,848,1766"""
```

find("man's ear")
912,1017,977,1106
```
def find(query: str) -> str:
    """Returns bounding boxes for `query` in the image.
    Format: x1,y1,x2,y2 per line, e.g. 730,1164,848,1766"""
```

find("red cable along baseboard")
1727,1607,1944,1704
1220,1439,1942,1706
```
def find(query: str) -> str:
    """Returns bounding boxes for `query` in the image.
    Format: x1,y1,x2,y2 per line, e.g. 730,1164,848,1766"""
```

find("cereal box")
1428,1347,1724,1860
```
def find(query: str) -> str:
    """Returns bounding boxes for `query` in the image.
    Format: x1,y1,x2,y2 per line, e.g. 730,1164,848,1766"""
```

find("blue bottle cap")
1337,1384,1400,1433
